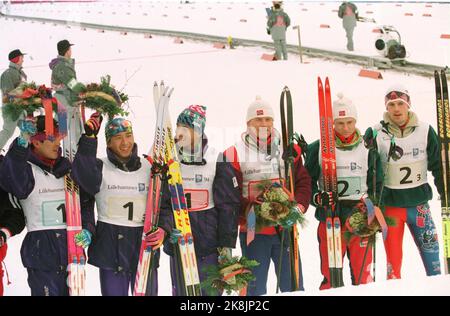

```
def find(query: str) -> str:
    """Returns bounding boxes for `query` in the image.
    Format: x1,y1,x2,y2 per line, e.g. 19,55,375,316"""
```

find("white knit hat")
332,93,357,121
385,84,411,108
246,96,275,123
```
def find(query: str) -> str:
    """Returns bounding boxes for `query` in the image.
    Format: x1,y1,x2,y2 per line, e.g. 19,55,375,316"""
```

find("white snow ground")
0,0,450,296
4,0,450,66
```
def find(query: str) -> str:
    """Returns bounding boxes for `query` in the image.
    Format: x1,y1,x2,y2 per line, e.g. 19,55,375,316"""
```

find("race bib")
41,200,66,227
385,160,428,189
184,189,209,211
106,196,147,223
337,177,362,198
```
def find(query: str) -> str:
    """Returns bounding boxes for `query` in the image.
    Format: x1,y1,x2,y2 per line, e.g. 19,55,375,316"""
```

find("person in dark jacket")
223,96,311,296
0,155,26,296
159,105,241,296
0,49,27,150
72,115,170,296
0,115,92,296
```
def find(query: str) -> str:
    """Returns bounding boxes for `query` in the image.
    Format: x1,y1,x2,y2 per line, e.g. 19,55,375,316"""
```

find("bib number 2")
399,166,422,184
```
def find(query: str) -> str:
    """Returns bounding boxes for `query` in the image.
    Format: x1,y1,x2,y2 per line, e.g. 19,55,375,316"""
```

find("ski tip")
283,85,289,91
318,77,323,86
168,87,175,97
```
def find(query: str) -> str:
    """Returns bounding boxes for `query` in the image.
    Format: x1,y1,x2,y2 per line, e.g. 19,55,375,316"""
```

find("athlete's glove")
313,191,338,208
169,228,183,244
74,229,92,248
17,117,37,148
217,247,232,264
145,227,166,250
84,112,103,138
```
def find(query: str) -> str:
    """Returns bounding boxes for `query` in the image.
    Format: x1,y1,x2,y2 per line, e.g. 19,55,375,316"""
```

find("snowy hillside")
3,0,450,66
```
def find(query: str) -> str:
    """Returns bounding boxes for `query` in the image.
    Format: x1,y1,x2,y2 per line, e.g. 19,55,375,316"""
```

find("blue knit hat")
176,105,207,134
105,117,133,142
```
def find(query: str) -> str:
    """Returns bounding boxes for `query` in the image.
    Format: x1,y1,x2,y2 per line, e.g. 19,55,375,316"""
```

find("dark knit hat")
176,105,207,134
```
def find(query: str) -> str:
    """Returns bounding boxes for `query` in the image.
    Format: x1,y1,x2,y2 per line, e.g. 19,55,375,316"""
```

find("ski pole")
373,236,376,282
275,229,285,294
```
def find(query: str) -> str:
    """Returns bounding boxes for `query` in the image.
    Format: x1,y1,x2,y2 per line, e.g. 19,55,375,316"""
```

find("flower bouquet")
201,256,259,296
253,180,306,232
82,75,129,118
3,82,57,121
344,198,395,242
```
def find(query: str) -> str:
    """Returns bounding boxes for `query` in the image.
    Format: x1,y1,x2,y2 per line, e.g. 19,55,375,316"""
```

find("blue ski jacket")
0,139,93,271
71,135,169,273
159,138,241,258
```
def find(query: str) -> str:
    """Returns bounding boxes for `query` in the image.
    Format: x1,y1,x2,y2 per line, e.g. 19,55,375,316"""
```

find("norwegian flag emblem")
339,110,346,116
256,109,264,115
389,92,399,100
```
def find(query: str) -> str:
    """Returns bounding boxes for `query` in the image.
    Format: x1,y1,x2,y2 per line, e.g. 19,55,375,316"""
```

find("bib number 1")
106,196,146,223
42,200,66,226
123,202,134,221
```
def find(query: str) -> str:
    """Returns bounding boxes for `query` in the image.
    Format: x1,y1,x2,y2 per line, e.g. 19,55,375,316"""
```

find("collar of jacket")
243,128,281,158
179,135,208,165
9,62,22,71
28,148,71,179
106,143,141,172
335,129,362,150
382,111,418,138
58,55,75,66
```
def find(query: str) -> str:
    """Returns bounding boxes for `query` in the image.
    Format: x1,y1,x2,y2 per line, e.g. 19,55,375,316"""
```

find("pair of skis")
279,87,301,291
60,99,86,296
318,77,344,288
434,69,450,274
134,82,201,296
133,83,171,295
